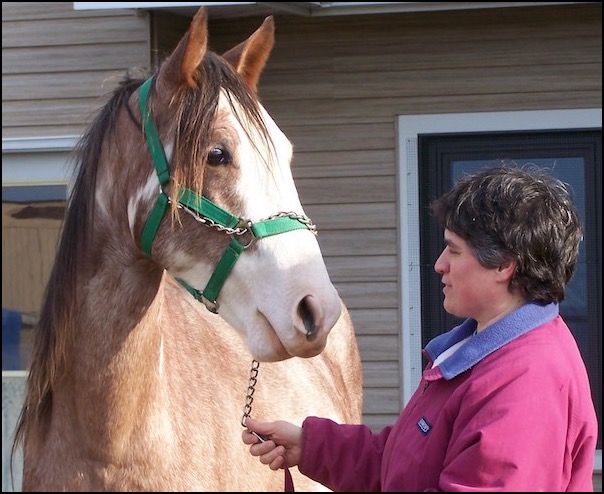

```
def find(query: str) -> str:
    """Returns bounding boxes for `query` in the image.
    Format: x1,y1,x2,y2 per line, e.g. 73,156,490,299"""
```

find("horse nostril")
299,296,318,341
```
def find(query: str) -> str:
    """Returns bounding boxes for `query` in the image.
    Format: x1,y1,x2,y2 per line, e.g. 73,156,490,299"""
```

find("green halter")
138,76,315,313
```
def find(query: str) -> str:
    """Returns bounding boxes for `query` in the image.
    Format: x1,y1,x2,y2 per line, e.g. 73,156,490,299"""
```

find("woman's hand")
242,417,303,470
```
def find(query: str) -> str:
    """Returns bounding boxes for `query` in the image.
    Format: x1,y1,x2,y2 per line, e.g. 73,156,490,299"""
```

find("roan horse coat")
13,7,362,492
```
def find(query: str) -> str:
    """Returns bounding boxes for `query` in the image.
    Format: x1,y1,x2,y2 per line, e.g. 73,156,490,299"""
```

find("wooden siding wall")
204,3,603,431
1,2,150,139
2,3,602,435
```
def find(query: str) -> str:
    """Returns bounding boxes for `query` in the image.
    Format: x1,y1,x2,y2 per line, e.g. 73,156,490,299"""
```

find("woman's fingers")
256,444,286,471
242,429,262,445
248,441,286,471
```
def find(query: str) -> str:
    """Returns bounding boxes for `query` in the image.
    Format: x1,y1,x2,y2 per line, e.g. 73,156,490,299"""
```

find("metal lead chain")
241,359,266,443
241,359,260,427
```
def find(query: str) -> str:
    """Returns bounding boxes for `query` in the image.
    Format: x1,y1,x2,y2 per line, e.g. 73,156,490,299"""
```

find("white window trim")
2,136,79,187
396,108,602,471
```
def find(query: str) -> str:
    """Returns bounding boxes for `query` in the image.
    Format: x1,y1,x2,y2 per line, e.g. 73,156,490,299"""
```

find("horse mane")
12,50,274,456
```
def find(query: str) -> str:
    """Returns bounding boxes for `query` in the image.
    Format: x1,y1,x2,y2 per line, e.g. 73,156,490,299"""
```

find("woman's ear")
497,258,518,283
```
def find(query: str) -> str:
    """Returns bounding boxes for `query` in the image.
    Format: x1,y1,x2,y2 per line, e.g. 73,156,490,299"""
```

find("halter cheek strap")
138,76,315,313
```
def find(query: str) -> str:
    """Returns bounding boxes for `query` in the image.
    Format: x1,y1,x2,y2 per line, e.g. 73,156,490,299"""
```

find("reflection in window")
2,185,67,371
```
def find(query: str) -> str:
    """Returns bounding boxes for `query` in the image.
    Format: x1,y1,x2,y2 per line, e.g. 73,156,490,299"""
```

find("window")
2,185,67,371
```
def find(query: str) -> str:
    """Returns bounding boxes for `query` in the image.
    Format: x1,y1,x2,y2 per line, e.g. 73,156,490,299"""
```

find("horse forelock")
166,52,276,217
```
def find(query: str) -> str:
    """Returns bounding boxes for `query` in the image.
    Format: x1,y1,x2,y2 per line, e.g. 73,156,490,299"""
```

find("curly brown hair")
430,165,583,303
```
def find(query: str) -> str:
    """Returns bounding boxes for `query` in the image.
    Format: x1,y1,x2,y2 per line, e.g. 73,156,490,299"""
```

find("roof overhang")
73,2,594,19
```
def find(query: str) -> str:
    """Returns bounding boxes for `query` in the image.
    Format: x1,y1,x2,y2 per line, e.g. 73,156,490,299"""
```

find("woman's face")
434,229,508,325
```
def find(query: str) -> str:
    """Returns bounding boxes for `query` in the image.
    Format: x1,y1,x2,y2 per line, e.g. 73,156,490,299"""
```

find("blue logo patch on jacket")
417,417,431,435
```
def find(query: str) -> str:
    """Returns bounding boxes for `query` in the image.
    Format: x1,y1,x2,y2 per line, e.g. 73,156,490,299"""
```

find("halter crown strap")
138,76,314,313
140,77,170,256
139,78,170,185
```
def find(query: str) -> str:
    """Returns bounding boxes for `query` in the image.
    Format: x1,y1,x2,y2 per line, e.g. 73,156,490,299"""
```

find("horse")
12,7,362,491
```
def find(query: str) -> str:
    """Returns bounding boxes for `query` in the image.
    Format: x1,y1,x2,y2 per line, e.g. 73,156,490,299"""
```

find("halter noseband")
138,76,316,313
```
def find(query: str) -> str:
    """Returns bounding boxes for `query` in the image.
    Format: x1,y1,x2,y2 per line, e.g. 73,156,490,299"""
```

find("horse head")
119,8,341,361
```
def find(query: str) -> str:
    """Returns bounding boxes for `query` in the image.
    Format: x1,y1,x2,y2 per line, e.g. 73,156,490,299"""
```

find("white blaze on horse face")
211,93,342,360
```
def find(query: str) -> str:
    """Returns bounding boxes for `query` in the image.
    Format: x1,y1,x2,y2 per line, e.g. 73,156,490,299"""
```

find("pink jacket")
299,302,598,492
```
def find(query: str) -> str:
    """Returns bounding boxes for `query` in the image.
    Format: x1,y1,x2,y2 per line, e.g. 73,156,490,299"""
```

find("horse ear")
222,16,275,91
181,8,209,87
158,7,209,89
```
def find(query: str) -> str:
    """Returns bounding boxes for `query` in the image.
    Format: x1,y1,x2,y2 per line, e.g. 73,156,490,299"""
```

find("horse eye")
207,147,231,166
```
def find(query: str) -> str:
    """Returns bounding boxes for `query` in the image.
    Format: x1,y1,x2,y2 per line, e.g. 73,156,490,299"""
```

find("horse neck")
73,216,160,345
53,271,180,451
66,257,167,396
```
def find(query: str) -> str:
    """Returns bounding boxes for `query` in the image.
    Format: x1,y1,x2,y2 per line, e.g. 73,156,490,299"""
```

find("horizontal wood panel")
363,387,401,415
260,63,601,102
307,203,396,230
3,91,601,139
211,5,602,50
332,64,602,100
336,282,398,311
348,308,399,336
152,12,191,62
284,123,395,153
2,71,142,101
2,125,88,139
2,98,109,126
317,229,397,256
297,175,396,205
1,3,150,139
262,22,602,71
3,43,149,75
325,255,397,283
3,4,601,138
333,35,602,72
2,15,149,48
265,91,603,127
265,36,601,75
362,360,400,388
292,149,395,177
356,334,399,362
